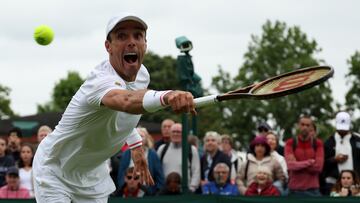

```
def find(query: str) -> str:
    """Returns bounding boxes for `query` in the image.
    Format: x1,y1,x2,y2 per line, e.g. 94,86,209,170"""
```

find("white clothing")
19,168,34,197
33,60,149,201
271,151,288,180
335,132,354,172
157,143,201,191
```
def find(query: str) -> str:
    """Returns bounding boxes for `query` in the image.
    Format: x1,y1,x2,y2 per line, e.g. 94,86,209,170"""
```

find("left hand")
131,146,155,186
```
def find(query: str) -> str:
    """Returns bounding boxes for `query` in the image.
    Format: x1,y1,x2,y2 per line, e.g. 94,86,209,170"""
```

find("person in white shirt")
33,12,196,203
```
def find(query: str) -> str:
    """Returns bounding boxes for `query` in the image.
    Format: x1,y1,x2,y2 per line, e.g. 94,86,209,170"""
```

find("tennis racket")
194,65,334,108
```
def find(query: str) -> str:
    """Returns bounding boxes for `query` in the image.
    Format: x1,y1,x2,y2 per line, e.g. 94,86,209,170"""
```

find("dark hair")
166,172,181,185
17,144,34,168
126,167,135,175
249,136,271,156
331,170,360,193
8,127,22,138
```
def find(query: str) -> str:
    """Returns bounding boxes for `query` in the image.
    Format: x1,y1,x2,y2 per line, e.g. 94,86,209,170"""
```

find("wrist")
142,90,172,112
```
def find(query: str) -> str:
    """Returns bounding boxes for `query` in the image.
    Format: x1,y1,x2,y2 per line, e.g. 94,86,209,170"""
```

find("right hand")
163,91,196,115
340,187,350,196
335,154,348,163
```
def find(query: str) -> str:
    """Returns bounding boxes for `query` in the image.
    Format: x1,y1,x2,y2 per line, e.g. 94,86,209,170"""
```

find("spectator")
322,111,360,195
157,123,200,192
257,122,272,137
202,163,239,196
37,125,52,143
285,115,324,196
6,127,22,162
0,137,15,187
266,132,288,180
18,144,34,198
221,134,243,183
0,166,30,199
236,136,285,194
330,169,360,197
118,127,164,195
117,167,149,198
201,131,231,186
188,134,204,158
245,166,280,196
158,172,182,195
154,119,175,150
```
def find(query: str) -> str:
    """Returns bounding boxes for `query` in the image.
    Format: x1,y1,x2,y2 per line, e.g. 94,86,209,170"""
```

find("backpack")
159,143,193,166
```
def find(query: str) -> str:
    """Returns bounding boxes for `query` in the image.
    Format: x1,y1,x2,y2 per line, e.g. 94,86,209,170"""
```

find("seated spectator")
158,172,182,195
6,127,22,162
245,166,280,196
202,163,239,196
330,170,360,197
201,131,231,186
236,136,285,194
117,167,149,198
0,137,15,187
0,166,30,199
221,134,243,183
18,144,34,197
118,127,164,195
37,125,52,143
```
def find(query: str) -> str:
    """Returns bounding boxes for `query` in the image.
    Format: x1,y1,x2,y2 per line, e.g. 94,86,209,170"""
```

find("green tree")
211,20,334,144
37,71,84,113
345,51,360,132
0,84,15,119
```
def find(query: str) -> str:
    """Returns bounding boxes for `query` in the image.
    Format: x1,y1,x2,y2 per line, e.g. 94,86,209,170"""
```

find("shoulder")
315,138,324,146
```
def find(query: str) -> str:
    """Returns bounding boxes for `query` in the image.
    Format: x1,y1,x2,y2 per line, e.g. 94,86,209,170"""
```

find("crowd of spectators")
1,111,360,199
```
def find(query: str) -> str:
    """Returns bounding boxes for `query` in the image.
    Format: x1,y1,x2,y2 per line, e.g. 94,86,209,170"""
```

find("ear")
105,40,111,54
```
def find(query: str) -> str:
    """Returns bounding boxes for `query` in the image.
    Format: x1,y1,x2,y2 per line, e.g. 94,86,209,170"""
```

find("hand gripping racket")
194,65,334,108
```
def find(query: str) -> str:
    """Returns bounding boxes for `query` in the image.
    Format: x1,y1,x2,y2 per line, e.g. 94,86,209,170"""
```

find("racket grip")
194,95,218,108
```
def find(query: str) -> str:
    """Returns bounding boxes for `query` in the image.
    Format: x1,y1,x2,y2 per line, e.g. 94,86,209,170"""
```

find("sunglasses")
126,175,140,180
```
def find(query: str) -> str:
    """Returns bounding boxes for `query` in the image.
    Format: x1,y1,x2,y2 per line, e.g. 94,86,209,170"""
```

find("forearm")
102,89,147,114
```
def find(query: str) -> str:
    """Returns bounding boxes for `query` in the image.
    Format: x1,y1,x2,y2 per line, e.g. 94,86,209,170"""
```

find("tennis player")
33,12,196,203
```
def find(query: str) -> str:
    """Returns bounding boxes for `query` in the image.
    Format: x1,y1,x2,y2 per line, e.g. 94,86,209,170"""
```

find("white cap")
106,12,147,38
335,111,351,131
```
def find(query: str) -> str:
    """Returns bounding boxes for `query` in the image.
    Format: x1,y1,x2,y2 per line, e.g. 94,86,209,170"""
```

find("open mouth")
124,53,138,64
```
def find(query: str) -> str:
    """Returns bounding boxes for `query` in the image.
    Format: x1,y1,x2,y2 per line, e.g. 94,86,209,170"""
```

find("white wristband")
143,90,172,112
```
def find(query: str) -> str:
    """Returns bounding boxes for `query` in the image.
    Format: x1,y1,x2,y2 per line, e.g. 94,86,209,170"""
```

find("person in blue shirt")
202,163,239,196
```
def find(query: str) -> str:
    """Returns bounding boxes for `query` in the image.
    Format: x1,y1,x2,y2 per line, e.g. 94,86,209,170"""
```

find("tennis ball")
34,25,54,46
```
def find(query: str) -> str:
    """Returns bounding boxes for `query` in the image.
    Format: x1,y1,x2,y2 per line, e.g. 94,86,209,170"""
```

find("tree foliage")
210,20,334,144
345,51,360,132
37,71,84,113
0,84,15,119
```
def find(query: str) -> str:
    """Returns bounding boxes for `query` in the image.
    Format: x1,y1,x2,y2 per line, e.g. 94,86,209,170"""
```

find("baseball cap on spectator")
257,122,272,132
6,166,19,176
335,111,351,131
106,12,148,38
250,136,271,155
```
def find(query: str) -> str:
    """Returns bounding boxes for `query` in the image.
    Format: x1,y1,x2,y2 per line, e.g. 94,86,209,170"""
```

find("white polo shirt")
34,60,149,197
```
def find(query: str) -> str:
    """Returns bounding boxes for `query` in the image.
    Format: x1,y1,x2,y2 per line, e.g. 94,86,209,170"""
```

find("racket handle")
194,95,218,108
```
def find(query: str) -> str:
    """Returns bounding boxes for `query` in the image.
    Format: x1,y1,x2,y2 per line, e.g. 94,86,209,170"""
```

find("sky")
0,0,359,116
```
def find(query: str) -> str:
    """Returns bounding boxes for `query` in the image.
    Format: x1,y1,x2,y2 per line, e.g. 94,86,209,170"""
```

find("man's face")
6,175,19,190
37,131,49,143
221,139,232,153
298,117,313,138
170,124,182,145
161,120,174,139
205,137,219,153
125,172,140,190
213,166,229,185
105,20,147,82
8,133,20,149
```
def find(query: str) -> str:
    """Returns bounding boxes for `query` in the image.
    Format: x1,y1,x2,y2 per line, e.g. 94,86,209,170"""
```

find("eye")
117,32,127,40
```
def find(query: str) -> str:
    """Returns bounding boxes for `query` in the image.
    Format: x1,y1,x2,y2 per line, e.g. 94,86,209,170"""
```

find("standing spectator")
202,163,239,196
221,134,243,183
0,166,30,199
117,167,149,198
18,144,34,198
245,166,280,196
322,111,360,195
154,119,175,150
285,115,324,196
157,123,200,192
201,131,231,186
266,132,288,181
6,127,22,162
330,170,360,197
158,172,182,195
257,122,272,137
236,136,285,194
37,125,52,144
0,138,15,187
118,127,164,195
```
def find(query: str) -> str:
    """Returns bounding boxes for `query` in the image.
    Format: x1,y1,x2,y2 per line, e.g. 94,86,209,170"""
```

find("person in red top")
0,166,30,199
285,115,324,196
245,166,280,196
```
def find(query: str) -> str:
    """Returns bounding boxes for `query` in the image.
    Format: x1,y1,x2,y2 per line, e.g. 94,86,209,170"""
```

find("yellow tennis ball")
34,25,54,46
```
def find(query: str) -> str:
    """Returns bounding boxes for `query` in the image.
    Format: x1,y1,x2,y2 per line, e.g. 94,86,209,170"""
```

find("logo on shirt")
115,81,122,86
